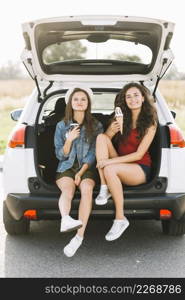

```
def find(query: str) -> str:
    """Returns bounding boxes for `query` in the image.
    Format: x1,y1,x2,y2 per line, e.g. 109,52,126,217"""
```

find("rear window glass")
42,39,152,65
92,92,116,111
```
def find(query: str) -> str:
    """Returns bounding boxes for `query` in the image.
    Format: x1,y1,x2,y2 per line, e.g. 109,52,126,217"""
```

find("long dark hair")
63,88,97,141
115,82,157,142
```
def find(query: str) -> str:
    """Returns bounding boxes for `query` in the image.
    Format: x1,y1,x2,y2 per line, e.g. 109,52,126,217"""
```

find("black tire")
3,202,30,235
161,219,185,236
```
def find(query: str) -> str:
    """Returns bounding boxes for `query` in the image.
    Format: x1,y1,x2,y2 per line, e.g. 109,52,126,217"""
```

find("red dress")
116,128,151,167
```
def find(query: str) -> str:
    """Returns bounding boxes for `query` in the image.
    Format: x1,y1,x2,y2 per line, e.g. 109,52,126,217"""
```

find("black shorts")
139,164,151,182
56,159,96,182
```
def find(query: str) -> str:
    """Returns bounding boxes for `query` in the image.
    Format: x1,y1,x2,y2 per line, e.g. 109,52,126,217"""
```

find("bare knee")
80,180,94,197
57,183,75,199
57,178,75,194
104,165,117,178
96,133,107,143
81,182,94,194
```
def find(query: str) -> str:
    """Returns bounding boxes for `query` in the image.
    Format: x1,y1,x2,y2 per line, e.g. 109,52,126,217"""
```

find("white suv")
2,15,185,236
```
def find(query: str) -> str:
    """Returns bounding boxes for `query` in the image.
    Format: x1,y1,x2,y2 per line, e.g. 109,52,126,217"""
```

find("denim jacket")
54,120,103,172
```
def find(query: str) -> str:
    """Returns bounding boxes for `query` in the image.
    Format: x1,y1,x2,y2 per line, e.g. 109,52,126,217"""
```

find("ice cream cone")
115,107,123,134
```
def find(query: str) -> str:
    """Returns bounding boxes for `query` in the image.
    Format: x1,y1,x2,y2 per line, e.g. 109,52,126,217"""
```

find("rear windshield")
43,39,152,65
35,22,161,75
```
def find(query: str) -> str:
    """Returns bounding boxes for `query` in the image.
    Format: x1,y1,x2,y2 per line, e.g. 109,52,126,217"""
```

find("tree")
43,41,87,63
106,53,142,62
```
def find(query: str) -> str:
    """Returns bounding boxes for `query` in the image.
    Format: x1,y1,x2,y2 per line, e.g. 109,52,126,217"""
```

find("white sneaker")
105,217,129,241
60,216,83,232
63,234,83,257
95,187,111,205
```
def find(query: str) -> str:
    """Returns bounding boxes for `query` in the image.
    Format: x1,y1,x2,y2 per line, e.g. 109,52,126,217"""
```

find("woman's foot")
63,234,83,257
95,185,111,205
105,217,129,241
60,215,83,232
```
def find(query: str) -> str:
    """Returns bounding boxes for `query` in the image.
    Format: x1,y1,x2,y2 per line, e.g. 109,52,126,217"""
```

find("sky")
0,0,185,72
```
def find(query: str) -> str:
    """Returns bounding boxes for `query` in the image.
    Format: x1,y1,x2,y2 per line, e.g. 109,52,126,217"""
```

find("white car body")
2,15,185,236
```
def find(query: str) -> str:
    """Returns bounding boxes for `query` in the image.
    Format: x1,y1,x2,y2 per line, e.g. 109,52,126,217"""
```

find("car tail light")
8,124,26,148
24,210,37,220
160,209,172,219
168,124,185,148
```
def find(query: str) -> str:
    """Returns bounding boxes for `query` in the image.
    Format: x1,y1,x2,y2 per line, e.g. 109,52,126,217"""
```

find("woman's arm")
54,122,80,160
54,122,69,160
97,125,157,168
74,163,89,186
105,120,120,139
63,126,80,155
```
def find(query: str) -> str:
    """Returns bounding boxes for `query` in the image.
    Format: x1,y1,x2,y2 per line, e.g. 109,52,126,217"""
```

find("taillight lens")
160,209,172,219
168,124,185,148
24,210,37,220
8,124,26,148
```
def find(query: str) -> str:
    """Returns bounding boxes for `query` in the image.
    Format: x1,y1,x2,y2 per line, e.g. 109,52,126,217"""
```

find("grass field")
0,79,185,154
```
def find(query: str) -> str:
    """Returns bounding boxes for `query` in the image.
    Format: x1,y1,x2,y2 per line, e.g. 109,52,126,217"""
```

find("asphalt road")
0,170,185,279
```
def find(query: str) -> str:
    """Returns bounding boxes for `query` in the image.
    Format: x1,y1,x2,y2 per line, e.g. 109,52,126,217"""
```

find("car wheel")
3,202,30,235
161,219,185,236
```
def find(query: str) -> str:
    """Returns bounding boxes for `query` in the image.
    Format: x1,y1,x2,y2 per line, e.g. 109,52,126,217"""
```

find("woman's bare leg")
96,133,118,184
103,163,146,241
77,178,95,237
63,178,95,257
56,177,76,216
104,163,146,218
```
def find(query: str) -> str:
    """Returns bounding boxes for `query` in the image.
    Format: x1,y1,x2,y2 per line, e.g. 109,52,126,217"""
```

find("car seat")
44,97,66,126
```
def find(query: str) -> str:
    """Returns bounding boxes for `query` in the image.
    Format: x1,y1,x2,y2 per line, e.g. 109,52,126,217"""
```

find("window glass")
43,39,152,65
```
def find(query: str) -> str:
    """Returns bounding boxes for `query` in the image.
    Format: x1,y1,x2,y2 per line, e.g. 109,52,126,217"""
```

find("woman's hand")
96,159,112,169
74,172,81,186
67,126,80,142
110,120,121,133
105,120,121,138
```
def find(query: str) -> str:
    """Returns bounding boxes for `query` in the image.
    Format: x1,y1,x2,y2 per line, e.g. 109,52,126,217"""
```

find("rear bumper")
5,192,185,221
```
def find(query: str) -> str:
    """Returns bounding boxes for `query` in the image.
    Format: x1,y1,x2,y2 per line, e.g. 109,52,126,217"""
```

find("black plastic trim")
5,192,185,221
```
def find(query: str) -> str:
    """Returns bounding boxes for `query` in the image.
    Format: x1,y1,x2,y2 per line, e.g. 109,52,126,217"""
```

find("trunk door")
21,15,175,86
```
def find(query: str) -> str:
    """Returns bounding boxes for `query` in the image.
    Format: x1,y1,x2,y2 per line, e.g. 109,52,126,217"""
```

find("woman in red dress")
95,82,157,241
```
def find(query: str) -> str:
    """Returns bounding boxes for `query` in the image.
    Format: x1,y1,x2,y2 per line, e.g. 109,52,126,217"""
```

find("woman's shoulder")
56,120,65,127
56,119,69,129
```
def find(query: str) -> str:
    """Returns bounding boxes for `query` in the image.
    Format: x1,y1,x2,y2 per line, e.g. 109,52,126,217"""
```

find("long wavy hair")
63,88,97,141
115,82,158,142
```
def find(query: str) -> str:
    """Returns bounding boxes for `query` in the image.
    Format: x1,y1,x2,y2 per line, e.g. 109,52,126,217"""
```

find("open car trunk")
34,88,162,194
22,15,174,87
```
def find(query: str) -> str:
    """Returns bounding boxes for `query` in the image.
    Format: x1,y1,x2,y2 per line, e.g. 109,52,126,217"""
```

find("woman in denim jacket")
54,87,103,257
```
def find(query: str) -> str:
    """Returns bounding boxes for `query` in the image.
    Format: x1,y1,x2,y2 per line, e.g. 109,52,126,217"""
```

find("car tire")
161,219,185,236
3,202,30,235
